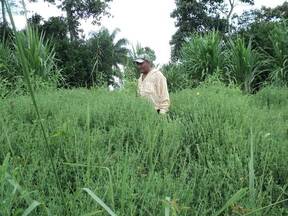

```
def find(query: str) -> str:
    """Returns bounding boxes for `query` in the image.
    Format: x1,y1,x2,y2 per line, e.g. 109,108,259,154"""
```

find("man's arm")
155,72,170,114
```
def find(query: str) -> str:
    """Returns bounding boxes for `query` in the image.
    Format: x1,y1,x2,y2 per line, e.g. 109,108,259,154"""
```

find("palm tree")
87,28,129,86
110,28,129,69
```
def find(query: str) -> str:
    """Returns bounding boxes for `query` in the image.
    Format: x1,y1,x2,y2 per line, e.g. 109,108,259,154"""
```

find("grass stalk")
4,0,67,213
249,128,256,209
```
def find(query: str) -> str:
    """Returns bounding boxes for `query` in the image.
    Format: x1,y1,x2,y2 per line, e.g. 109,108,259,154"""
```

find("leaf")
82,210,104,216
83,188,117,216
22,201,41,216
213,188,248,216
165,197,171,216
0,154,10,183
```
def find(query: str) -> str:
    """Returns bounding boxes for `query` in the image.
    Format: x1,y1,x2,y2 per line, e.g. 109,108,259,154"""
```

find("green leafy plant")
225,37,265,93
5,0,67,213
266,22,288,86
180,31,224,84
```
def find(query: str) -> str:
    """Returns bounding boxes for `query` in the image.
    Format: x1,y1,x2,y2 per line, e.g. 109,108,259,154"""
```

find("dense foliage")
1,1,287,93
163,20,288,93
0,1,287,215
170,0,254,60
1,84,288,215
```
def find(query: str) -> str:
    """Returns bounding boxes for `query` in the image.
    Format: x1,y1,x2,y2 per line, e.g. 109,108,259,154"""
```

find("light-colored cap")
134,54,152,64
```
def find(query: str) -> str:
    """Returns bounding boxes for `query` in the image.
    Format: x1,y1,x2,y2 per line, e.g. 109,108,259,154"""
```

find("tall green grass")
225,38,265,93
266,22,288,86
180,31,224,83
4,0,67,213
1,84,287,215
0,0,61,99
171,24,288,92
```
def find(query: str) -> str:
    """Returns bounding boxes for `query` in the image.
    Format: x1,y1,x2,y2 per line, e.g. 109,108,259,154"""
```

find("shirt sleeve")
155,72,170,114
137,78,141,97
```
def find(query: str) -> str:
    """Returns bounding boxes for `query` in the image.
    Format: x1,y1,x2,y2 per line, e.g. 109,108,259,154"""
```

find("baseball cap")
134,54,152,64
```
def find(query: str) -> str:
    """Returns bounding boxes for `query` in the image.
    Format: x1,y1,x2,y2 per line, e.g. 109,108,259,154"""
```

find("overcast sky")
15,0,287,65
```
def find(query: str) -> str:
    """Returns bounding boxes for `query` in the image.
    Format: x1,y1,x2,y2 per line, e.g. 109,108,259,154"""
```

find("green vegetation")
1,84,287,215
163,21,288,93
0,0,287,215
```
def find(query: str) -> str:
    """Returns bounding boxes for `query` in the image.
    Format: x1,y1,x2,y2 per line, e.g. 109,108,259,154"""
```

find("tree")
224,0,254,34
87,28,128,86
170,0,254,60
1,0,6,24
237,2,288,52
34,0,112,40
237,1,288,29
0,0,19,27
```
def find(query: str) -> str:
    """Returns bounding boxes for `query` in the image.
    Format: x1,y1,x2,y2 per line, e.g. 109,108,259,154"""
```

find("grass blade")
243,198,288,216
213,188,248,216
22,201,41,216
83,188,117,216
249,128,256,208
165,197,171,216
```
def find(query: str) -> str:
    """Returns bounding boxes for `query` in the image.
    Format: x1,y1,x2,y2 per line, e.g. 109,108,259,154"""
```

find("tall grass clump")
0,41,21,97
14,27,60,83
1,0,61,94
180,31,224,84
4,0,67,213
266,21,288,86
0,41,17,80
225,38,265,93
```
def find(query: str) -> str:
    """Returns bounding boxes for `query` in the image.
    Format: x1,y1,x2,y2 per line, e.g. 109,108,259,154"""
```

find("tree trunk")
65,0,77,40
1,0,7,24
227,0,235,34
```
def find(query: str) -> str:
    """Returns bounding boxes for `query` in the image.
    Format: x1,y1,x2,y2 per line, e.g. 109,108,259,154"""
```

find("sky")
14,0,287,65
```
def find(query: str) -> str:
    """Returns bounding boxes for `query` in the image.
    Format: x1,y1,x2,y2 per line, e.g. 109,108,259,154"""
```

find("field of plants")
0,0,288,215
1,83,288,215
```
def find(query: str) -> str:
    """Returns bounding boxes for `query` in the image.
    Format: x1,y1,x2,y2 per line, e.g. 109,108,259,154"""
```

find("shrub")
266,22,288,86
180,31,224,83
224,38,266,93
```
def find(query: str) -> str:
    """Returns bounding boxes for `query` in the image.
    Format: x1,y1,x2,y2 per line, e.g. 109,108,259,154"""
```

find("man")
135,55,170,114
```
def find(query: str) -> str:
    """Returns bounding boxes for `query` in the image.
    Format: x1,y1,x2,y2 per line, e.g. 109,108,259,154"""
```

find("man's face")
137,60,150,74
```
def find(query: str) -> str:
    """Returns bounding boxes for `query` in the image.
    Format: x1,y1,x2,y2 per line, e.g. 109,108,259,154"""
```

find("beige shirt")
138,69,170,114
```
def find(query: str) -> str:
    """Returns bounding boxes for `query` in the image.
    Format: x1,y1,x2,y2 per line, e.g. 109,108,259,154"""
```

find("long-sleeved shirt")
137,69,170,114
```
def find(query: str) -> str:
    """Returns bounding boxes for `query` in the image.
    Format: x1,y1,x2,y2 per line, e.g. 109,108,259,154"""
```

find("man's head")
134,54,153,74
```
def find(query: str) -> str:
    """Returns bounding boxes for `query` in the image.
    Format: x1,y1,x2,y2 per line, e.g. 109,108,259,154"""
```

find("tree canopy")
170,0,254,60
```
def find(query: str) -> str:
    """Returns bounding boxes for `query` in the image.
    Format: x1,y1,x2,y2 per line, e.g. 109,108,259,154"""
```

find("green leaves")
60,0,112,39
171,0,247,59
22,201,42,216
267,22,288,86
0,154,46,216
83,188,117,216
181,31,223,82
213,188,248,216
225,37,264,93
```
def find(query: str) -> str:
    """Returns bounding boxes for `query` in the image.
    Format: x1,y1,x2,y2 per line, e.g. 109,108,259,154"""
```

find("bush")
266,22,288,86
180,31,224,83
162,63,195,92
224,38,266,93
